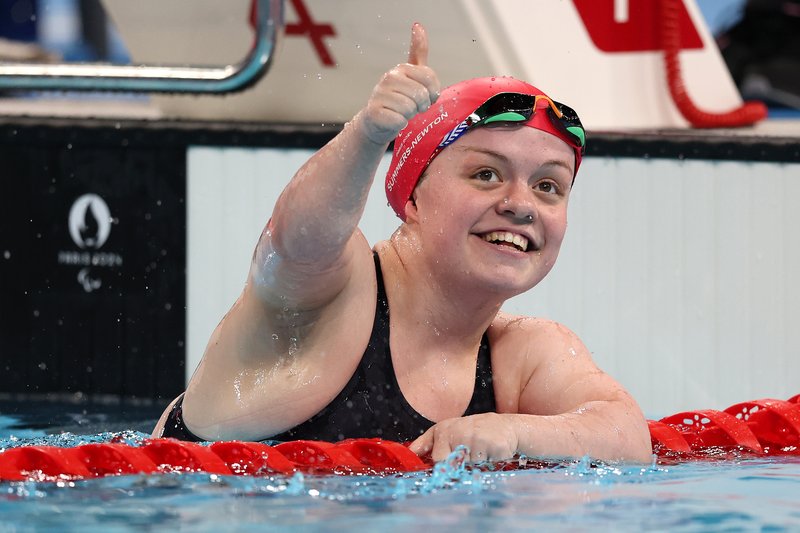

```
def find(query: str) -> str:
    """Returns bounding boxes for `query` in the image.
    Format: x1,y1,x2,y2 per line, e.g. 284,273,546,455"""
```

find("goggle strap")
438,121,470,149
535,95,563,119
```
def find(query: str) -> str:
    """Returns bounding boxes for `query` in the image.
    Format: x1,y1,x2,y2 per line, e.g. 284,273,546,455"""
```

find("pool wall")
187,139,800,416
0,122,187,400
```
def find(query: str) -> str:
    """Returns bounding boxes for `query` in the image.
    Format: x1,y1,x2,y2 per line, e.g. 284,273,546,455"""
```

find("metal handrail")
0,0,283,93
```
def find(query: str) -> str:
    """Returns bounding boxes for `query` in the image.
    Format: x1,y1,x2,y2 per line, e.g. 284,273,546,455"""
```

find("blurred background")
0,0,129,63
2,0,798,115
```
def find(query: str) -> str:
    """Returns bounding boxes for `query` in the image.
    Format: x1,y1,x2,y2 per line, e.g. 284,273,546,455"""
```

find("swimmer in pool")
154,23,652,463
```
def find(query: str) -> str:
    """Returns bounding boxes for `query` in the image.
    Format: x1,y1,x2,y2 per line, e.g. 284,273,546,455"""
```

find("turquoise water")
1,405,800,532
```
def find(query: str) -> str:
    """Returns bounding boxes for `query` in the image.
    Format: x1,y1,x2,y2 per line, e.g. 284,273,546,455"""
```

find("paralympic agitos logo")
57,193,123,293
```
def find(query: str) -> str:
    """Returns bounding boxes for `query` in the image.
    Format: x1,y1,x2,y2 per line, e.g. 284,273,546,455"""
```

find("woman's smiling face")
406,125,575,297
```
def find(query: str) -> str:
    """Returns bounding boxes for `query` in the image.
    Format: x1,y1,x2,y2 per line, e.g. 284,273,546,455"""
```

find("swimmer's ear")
404,196,420,223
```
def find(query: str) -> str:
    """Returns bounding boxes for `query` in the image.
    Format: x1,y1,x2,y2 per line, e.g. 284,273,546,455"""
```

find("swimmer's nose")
497,183,536,224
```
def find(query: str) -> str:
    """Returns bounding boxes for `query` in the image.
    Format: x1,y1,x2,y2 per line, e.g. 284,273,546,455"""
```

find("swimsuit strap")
465,332,496,415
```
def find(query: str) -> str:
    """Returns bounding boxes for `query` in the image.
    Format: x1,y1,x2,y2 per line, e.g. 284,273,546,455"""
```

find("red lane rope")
0,438,427,482
651,395,800,459
1,394,798,481
660,0,768,128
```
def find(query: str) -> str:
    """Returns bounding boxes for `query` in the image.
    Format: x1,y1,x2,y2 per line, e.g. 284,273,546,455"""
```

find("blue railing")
0,0,283,93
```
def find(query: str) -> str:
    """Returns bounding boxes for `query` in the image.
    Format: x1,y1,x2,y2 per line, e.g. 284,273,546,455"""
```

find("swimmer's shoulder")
486,313,582,411
488,311,589,364
489,311,577,344
489,312,600,414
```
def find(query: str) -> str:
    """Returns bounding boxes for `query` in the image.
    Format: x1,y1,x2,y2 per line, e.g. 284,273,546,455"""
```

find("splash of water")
417,445,481,494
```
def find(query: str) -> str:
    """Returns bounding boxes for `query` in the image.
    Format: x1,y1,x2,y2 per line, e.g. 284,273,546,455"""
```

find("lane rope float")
1,394,798,481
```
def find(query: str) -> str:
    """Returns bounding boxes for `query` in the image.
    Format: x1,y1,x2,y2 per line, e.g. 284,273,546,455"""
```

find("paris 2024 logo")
58,194,123,293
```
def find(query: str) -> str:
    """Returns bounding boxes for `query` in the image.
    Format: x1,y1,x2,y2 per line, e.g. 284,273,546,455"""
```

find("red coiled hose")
660,0,768,127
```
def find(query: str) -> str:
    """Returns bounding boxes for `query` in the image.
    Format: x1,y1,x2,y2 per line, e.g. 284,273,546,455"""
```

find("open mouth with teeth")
481,231,530,252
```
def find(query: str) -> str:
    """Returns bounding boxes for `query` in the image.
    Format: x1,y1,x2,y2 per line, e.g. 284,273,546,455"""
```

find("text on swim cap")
387,111,449,192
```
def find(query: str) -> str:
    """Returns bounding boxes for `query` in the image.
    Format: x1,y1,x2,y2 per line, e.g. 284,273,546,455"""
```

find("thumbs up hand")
359,23,441,146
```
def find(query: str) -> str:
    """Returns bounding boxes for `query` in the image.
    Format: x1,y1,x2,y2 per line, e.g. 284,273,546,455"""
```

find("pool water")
1,402,799,532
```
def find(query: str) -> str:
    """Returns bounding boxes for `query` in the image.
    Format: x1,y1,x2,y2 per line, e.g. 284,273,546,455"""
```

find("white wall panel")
187,146,800,416
186,147,315,382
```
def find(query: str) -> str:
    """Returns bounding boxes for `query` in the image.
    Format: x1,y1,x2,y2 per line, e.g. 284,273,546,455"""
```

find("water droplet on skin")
254,368,268,386
317,74,323,80
233,376,242,403
271,333,279,340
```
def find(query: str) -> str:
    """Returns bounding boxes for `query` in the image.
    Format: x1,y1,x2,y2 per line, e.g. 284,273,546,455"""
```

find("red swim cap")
384,77,584,220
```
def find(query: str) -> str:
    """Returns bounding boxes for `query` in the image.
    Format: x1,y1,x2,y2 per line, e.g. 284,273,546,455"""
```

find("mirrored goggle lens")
469,93,535,126
547,101,586,152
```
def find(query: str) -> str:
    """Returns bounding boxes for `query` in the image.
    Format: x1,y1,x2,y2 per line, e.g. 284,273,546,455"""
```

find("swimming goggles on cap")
439,92,586,155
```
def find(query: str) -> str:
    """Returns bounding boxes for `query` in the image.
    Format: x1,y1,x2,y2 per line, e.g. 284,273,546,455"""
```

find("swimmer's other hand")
408,412,519,463
358,22,440,146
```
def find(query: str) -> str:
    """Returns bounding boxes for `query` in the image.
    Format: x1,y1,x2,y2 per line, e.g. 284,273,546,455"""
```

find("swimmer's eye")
534,181,560,195
474,169,500,182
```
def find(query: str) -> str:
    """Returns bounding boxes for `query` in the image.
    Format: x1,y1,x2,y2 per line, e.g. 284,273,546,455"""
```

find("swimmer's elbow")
623,421,655,463
609,401,653,463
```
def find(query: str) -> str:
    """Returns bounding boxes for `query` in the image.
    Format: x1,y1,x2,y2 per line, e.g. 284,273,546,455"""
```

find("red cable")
660,0,768,128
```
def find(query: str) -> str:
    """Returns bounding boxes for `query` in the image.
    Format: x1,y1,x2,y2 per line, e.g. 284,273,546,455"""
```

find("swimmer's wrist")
349,109,397,148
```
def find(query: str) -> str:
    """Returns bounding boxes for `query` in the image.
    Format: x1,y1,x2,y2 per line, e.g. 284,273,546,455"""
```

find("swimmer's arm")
509,384,652,463
410,387,651,464
255,24,439,304
410,323,652,463
508,324,652,462
179,27,439,435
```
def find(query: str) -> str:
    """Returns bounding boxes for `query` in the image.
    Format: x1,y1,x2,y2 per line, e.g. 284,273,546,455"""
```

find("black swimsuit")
159,253,496,443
